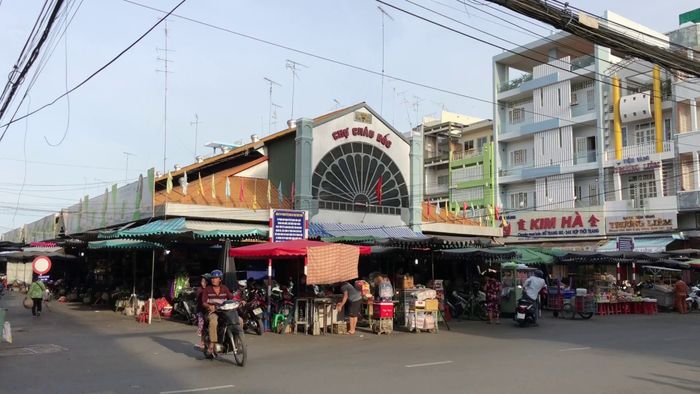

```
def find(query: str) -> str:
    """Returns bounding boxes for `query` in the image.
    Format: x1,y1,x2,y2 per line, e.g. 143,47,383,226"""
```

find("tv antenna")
377,6,394,115
264,77,282,135
285,59,308,121
156,20,175,174
190,113,203,157
333,99,341,109
123,152,135,183
271,103,282,131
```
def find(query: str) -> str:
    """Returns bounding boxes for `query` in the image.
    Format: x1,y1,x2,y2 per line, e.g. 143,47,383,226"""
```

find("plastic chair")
294,298,311,335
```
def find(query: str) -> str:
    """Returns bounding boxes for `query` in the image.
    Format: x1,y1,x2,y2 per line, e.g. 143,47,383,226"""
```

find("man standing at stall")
336,281,362,335
674,277,689,314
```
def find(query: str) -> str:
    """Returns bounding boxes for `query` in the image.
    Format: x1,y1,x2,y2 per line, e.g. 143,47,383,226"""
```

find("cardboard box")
424,299,439,311
397,275,414,289
333,322,347,334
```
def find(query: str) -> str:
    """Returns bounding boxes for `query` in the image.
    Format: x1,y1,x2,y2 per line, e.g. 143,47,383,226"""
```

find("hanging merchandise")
172,273,189,299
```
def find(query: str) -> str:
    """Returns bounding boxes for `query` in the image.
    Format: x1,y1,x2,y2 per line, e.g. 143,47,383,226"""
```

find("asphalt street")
1,292,699,394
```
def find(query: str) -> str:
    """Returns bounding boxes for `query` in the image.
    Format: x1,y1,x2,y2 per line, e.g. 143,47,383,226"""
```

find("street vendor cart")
547,286,596,319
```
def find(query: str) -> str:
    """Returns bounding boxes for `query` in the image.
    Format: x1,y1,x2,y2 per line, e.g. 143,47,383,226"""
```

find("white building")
493,10,696,251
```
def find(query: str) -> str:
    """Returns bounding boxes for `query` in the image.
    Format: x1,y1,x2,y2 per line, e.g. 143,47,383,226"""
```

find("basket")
575,295,596,314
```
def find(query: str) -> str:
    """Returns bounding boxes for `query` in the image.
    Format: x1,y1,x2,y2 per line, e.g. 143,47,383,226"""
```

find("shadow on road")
151,335,204,360
631,374,700,393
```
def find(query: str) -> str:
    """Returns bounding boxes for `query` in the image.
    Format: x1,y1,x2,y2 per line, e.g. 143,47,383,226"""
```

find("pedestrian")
484,270,501,324
674,277,689,314
28,276,46,317
522,270,547,326
195,274,210,348
336,281,362,335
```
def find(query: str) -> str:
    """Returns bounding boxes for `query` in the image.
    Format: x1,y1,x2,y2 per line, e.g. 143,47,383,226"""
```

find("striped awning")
98,218,268,241
309,222,426,241
88,239,164,250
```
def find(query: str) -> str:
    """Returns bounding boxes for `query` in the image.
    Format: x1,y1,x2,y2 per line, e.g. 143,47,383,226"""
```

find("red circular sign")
32,256,52,275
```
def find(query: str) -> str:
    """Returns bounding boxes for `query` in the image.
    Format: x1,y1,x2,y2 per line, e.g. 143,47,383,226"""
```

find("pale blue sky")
0,0,696,232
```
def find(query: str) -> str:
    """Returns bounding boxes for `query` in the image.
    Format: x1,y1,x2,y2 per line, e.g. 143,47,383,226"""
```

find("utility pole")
156,21,174,174
377,6,394,115
190,113,203,157
123,152,135,183
263,77,281,135
285,59,308,122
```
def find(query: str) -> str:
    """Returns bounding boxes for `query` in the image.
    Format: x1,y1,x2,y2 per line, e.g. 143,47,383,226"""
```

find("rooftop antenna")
123,152,135,183
285,59,308,122
156,20,175,175
271,103,282,132
412,95,425,126
333,99,341,109
264,77,282,135
190,113,203,157
377,6,394,115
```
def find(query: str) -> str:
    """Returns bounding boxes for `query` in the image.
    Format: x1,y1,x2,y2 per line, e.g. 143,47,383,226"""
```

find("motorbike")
514,297,537,327
173,287,199,325
448,288,487,321
686,286,700,312
201,300,247,366
270,284,294,334
240,286,266,335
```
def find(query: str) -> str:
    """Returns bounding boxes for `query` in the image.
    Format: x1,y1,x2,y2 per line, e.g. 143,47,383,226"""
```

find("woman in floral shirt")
484,270,501,324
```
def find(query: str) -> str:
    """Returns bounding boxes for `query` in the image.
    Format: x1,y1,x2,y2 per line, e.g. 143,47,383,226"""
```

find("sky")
0,0,697,233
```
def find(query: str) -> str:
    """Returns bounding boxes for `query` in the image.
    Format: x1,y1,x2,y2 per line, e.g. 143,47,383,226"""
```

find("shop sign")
606,212,677,234
617,237,634,251
502,211,603,238
613,155,660,174
270,209,308,242
331,126,392,149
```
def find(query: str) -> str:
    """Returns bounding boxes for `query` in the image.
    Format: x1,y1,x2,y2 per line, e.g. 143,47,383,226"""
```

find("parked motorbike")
515,297,537,327
448,288,487,321
201,300,247,366
240,286,266,335
686,286,700,312
270,284,294,334
173,288,198,325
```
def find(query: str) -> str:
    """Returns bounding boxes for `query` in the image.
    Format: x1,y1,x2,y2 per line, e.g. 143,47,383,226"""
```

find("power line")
0,0,188,141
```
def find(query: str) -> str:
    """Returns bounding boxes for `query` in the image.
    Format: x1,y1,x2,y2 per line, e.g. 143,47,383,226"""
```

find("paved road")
1,292,699,394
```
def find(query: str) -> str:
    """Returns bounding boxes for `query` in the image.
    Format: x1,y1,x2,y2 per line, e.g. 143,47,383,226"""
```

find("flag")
225,176,231,199
198,172,205,196
239,179,245,203
495,205,500,221
211,174,216,199
266,180,271,207
291,182,295,205
252,178,258,210
179,172,188,195
501,217,508,227
166,172,173,194
471,204,476,216
463,202,468,218
278,181,283,207
435,201,441,216
375,175,383,205
426,201,430,216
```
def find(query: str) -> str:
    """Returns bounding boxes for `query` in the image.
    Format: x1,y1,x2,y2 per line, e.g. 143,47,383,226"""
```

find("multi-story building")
493,10,695,251
421,112,495,220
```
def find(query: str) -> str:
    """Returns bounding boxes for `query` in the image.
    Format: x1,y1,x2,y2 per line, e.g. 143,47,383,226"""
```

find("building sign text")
606,212,676,234
332,127,392,149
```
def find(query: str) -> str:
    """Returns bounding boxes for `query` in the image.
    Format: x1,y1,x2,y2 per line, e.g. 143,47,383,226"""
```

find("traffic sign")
32,256,52,275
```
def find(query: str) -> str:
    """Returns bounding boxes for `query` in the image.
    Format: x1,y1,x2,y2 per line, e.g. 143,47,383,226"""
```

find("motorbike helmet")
534,270,544,278
210,269,224,278
238,279,247,288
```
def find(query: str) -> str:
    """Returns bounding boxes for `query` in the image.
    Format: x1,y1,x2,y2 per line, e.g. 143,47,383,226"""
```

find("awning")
440,248,517,261
492,247,556,265
99,218,268,241
88,239,164,250
229,239,371,259
309,222,427,241
597,237,674,253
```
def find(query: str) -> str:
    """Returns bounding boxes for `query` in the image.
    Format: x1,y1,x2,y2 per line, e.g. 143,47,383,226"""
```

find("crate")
373,302,394,318
396,275,414,289
332,322,347,335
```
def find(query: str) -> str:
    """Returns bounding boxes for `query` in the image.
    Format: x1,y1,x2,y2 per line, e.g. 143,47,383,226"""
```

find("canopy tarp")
440,247,517,261
229,239,371,259
491,247,556,265
88,239,164,250
309,222,427,240
99,217,268,241
306,244,360,285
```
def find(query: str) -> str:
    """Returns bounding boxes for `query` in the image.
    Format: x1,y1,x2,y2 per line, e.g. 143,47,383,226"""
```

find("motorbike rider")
522,270,547,326
200,270,239,355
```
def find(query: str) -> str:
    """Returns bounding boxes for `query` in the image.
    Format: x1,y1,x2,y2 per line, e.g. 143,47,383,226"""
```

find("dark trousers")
32,298,42,316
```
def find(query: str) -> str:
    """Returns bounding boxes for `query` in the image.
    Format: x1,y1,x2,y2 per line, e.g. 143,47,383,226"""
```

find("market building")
493,10,699,254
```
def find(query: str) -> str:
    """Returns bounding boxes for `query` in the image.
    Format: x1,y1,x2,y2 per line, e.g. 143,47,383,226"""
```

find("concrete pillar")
409,126,424,232
693,151,700,190
294,118,315,214
691,99,698,132
613,172,623,201
654,166,664,198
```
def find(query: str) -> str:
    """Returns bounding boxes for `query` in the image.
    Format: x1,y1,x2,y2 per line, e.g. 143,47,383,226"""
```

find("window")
571,92,579,106
664,118,672,141
586,89,595,111
634,123,654,145
437,175,448,186
540,89,544,107
628,173,657,208
509,108,525,124
574,185,582,201
558,88,562,106
621,126,628,147
510,192,528,209
510,149,527,166
588,183,598,206
476,136,489,150
464,140,475,152
559,128,563,147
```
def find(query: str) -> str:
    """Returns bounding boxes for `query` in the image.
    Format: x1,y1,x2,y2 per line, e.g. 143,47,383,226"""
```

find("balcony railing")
498,73,533,92
425,183,449,196
605,141,673,162
424,152,450,163
570,55,595,71
573,150,598,165
452,149,483,161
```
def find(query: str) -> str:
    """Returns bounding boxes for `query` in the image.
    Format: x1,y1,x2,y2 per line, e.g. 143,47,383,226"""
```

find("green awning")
492,247,556,265
88,239,164,250
99,218,188,239
193,229,268,240
99,218,268,240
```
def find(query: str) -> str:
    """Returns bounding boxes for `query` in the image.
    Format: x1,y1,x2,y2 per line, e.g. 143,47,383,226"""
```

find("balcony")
451,149,483,162
570,55,595,71
425,183,449,197
573,150,597,165
424,152,450,167
678,190,700,211
498,73,533,93
604,141,674,165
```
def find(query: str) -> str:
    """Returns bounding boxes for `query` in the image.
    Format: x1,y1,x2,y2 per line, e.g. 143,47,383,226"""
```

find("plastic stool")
597,303,607,315
294,298,311,335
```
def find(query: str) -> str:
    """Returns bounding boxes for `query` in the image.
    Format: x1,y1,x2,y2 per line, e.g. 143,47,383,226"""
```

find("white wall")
535,174,575,209
504,139,534,168
534,126,573,167
237,160,269,178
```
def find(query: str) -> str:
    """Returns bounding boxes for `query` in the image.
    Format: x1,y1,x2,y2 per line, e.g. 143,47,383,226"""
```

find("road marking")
559,347,591,352
160,385,235,394
663,336,688,341
405,360,453,368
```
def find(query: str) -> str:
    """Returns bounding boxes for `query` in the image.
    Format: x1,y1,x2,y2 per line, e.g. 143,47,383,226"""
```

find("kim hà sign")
606,212,677,235
503,210,603,238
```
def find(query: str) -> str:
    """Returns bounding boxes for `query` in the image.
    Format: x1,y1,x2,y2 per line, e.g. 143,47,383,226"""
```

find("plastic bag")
378,280,393,300
3,321,12,343
23,297,33,309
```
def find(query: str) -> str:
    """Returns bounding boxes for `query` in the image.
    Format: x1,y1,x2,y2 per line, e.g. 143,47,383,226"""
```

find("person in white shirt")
522,270,547,325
